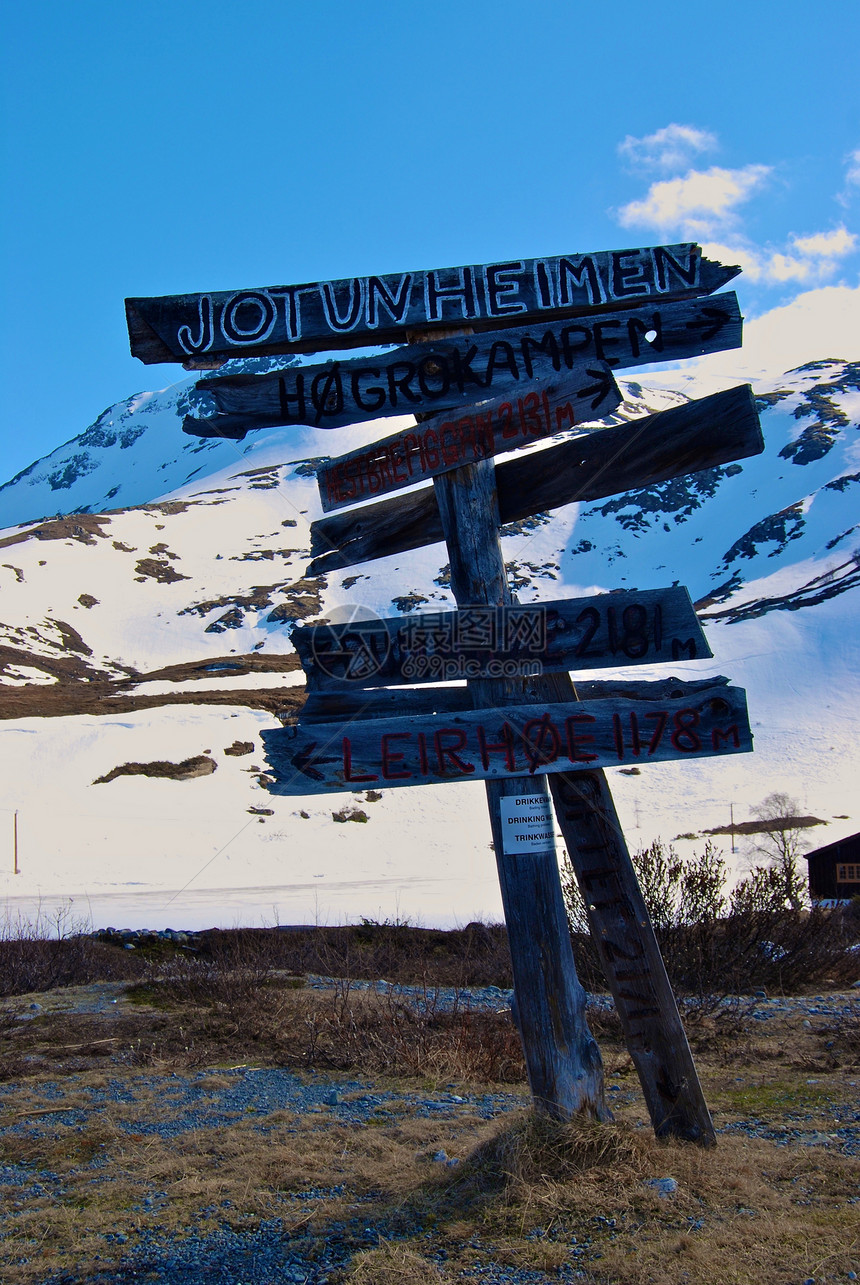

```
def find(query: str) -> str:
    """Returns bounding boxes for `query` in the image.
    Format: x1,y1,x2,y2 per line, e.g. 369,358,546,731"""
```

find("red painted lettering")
342,736,378,783
423,427,440,469
518,390,543,437
498,401,516,438
645,711,668,755
555,400,576,430
612,712,625,760
440,421,460,466
522,712,562,774
434,728,475,776
476,721,517,772
565,713,598,762
389,443,408,485
712,724,740,750
671,708,701,752
381,732,412,780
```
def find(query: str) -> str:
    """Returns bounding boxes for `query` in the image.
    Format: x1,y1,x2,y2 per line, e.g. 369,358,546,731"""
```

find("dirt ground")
1,978,858,1284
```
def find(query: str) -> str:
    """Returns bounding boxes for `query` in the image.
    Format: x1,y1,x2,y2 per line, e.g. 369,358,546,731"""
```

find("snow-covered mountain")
0,358,858,930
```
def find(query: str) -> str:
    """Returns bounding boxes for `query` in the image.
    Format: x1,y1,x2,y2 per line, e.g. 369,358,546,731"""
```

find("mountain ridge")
0,358,857,929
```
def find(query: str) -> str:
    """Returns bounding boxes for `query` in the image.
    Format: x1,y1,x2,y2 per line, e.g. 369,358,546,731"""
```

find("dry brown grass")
346,1242,446,1282
1,927,858,1284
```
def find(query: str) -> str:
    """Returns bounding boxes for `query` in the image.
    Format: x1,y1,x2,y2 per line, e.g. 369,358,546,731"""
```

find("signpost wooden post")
127,243,758,1144
434,450,719,1142
435,456,609,1121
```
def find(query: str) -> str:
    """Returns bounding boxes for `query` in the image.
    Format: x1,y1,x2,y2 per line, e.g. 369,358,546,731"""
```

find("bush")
0,905,145,997
564,839,859,998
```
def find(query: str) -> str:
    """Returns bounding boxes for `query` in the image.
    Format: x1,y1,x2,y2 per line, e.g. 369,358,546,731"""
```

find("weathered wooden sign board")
182,293,741,438
126,243,740,366
292,587,711,691
123,241,757,1143
317,371,623,512
261,683,751,794
309,383,763,572
299,674,736,726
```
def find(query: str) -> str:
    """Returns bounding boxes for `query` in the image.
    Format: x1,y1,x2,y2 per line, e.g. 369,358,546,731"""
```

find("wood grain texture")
309,384,763,572
433,457,608,1122
317,371,623,511
298,675,731,724
292,587,711,691
260,683,751,793
126,245,741,365
182,294,741,439
549,759,718,1144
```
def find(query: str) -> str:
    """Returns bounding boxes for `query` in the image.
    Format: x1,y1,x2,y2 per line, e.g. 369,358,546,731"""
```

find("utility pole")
730,801,736,855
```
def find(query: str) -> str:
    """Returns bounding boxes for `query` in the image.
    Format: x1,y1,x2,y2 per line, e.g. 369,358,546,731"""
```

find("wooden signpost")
262,682,751,793
128,242,759,1143
126,243,740,366
309,383,763,572
316,371,624,512
292,587,712,690
182,293,741,438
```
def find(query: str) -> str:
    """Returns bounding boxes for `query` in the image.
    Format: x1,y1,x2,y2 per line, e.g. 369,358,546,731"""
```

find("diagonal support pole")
548,757,716,1143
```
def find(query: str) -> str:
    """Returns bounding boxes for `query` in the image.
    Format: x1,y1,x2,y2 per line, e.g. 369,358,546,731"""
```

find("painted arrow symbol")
685,307,730,342
577,367,616,409
291,741,327,781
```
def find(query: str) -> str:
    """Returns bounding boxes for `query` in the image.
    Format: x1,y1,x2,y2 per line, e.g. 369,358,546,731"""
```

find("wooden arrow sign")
292,588,711,692
317,371,624,511
309,384,763,572
182,294,741,439
260,682,751,795
126,244,741,366
299,675,736,726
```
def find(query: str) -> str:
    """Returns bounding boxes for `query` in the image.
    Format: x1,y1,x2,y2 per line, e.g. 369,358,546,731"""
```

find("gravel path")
2,984,857,1283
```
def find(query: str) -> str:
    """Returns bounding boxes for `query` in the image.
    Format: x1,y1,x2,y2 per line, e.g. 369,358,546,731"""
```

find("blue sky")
1,0,858,486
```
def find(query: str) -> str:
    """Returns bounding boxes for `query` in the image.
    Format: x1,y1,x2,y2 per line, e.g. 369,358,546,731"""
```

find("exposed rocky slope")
0,360,857,928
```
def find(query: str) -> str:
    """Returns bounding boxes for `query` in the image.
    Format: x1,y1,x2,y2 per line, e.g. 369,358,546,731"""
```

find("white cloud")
766,253,813,283
618,124,718,172
755,227,858,285
845,148,860,188
741,283,860,369
791,226,856,258
617,165,771,238
644,282,860,395
673,227,856,288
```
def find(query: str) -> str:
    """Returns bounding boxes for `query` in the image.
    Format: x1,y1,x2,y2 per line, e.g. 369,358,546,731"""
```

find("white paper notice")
499,793,556,854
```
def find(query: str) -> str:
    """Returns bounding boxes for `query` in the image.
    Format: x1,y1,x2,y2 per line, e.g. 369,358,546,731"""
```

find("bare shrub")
139,938,525,1083
176,920,513,991
0,905,144,998
747,791,814,912
564,839,859,1005
284,982,524,1082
